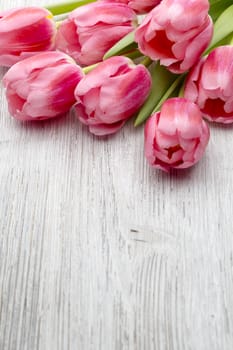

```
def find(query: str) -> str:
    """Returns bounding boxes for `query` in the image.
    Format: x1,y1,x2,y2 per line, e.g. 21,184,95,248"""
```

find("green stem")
103,30,137,60
123,49,143,60
54,13,69,22
82,63,99,74
152,74,185,113
134,63,178,127
140,57,153,67
46,0,96,16
178,80,186,98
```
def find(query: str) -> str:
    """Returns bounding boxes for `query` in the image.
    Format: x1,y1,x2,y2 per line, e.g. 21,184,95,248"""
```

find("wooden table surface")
0,0,233,349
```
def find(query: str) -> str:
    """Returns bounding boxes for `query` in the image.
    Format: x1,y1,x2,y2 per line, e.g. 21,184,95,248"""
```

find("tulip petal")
3,52,84,121
144,98,210,171
135,0,213,73
55,2,136,65
75,56,151,136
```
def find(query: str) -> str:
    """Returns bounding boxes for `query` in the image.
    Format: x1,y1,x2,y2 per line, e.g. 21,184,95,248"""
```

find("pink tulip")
100,0,161,14
55,2,137,66
3,52,84,121
144,98,210,171
0,7,56,67
135,0,213,73
184,46,233,124
74,56,152,136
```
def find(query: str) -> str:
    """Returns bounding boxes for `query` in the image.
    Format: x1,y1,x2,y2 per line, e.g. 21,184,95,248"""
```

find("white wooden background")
0,0,233,349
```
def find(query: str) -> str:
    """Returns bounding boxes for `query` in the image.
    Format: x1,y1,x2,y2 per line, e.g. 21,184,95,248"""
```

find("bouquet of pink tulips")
1,0,233,171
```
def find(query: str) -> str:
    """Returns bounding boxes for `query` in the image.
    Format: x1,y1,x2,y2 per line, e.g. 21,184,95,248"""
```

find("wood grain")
0,0,233,349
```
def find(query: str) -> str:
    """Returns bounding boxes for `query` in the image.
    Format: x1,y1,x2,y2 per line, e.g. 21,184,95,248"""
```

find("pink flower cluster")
0,0,232,172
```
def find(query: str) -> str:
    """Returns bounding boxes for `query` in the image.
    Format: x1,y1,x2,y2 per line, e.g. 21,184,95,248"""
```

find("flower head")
0,7,56,67
135,0,213,73
144,98,210,171
3,52,84,121
55,2,137,66
184,45,233,124
74,56,152,135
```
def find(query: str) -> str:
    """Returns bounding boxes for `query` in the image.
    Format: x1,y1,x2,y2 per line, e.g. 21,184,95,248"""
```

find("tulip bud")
135,0,213,73
184,46,233,124
74,56,152,136
0,7,56,67
144,98,210,171
55,2,137,66
3,52,84,121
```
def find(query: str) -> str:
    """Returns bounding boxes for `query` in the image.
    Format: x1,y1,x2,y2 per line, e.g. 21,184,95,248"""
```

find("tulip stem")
140,57,153,67
46,0,96,15
82,63,99,74
123,49,143,60
152,74,185,113
134,63,178,127
54,13,69,23
103,31,137,60
178,80,186,98
81,51,143,75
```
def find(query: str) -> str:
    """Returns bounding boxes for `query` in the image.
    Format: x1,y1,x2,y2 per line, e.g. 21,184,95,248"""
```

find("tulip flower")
0,7,56,67
100,0,161,14
3,52,84,121
184,46,233,124
144,98,210,171
135,0,213,73
74,56,152,136
55,2,137,66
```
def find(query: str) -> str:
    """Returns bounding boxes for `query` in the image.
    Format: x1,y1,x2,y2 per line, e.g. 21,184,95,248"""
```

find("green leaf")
103,31,137,60
209,0,231,6
209,0,233,22
82,63,99,74
46,0,96,16
207,4,233,52
152,74,185,113
134,63,178,127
